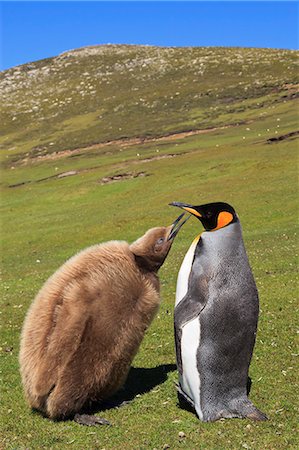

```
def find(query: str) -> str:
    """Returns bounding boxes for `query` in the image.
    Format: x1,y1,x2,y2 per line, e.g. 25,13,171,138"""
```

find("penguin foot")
246,408,268,421
199,398,268,422
228,398,268,422
74,413,112,426
208,410,244,422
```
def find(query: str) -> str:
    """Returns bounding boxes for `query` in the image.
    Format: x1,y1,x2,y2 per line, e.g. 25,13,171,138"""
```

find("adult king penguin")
171,201,267,422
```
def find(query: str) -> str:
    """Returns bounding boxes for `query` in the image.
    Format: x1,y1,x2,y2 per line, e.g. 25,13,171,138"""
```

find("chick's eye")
157,237,164,245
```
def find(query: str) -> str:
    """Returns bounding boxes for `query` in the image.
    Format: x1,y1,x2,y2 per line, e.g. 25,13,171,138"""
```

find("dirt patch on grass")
57,170,78,178
99,171,149,185
9,151,182,187
8,170,79,188
9,167,153,188
8,181,30,188
137,153,179,163
17,124,233,165
267,130,299,143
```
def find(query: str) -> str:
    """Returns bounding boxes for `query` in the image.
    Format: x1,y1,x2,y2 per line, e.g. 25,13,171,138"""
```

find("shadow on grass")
89,363,177,413
30,364,177,423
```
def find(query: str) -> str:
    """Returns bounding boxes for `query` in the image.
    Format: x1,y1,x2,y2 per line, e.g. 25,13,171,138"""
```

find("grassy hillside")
1,45,298,163
1,45,298,449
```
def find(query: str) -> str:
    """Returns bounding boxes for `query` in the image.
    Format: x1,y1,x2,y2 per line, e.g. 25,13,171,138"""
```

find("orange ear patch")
214,211,233,231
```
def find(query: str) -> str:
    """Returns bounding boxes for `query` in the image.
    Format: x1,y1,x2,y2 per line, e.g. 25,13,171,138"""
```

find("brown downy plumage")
19,214,188,425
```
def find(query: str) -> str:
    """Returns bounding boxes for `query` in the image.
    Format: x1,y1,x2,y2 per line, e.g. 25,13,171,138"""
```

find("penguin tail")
175,382,196,413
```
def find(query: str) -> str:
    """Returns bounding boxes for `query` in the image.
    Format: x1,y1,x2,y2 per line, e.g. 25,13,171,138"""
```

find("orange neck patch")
213,211,233,231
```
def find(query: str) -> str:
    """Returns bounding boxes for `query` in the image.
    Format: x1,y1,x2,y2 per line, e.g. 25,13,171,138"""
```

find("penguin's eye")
156,237,165,245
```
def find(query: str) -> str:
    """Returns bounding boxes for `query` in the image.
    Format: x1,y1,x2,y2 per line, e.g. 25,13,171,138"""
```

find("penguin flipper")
174,293,207,327
174,326,183,374
174,291,208,374
174,269,209,330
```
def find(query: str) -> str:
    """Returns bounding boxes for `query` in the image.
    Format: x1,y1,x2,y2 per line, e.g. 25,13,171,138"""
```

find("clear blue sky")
1,1,298,71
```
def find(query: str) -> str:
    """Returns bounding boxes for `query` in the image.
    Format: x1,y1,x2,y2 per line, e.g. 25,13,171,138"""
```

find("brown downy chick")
19,214,188,426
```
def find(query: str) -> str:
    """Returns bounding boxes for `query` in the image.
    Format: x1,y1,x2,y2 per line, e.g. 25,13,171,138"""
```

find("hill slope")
1,45,298,163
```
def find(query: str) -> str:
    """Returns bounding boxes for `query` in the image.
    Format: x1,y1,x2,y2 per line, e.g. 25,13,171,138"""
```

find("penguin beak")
167,213,191,241
169,201,202,218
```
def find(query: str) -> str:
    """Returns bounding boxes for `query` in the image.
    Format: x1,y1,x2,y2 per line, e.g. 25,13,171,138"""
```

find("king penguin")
19,213,188,426
171,201,267,422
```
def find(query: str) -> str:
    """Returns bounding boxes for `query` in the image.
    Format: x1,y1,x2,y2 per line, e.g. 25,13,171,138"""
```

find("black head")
170,201,238,231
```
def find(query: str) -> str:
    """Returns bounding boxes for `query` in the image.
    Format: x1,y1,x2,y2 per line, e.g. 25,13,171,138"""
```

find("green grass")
1,45,299,449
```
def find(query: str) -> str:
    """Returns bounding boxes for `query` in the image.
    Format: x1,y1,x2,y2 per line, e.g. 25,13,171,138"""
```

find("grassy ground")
1,46,298,449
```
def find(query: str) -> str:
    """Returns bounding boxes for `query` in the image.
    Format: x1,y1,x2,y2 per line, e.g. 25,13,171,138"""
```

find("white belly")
179,318,203,419
176,235,201,306
176,234,203,419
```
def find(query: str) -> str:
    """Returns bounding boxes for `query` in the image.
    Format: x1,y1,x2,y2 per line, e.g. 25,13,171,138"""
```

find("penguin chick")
19,214,187,426
171,201,268,422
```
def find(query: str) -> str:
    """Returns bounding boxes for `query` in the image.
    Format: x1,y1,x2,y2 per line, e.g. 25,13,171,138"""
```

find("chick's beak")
167,212,191,241
169,201,202,218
